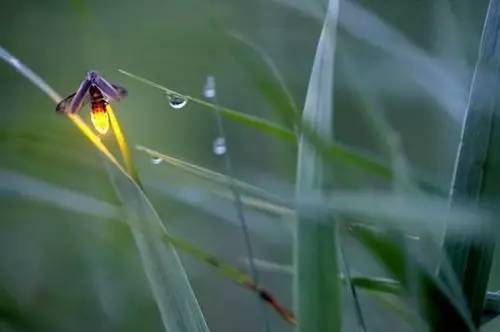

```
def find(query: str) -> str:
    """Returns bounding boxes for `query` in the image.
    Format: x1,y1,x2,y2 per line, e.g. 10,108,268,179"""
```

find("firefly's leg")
55,92,76,113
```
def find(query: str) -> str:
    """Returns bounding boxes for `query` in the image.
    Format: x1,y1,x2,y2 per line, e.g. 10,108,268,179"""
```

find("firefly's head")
86,70,100,81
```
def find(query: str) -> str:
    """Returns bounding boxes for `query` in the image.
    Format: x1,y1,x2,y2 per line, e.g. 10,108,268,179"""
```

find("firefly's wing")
94,75,123,102
69,77,92,113
56,92,89,114
112,84,128,100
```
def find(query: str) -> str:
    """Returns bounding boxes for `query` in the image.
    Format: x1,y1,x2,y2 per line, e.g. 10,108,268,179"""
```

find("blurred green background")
1,0,498,331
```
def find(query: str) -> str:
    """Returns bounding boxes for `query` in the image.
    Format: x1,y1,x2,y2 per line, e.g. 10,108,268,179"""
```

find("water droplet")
168,94,187,109
151,156,163,165
203,76,216,99
212,137,226,156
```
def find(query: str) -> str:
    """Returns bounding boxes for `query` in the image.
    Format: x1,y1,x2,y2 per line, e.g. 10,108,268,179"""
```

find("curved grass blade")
0,47,209,332
3,167,432,328
3,166,456,326
226,32,300,130
440,0,500,325
119,69,444,194
0,168,119,220
350,276,401,295
0,46,124,171
224,37,444,194
0,47,61,102
107,105,210,332
0,168,295,326
118,69,400,184
105,164,203,332
118,69,295,142
294,1,341,331
163,231,296,325
212,190,295,218
272,0,467,122
136,144,290,207
339,52,415,191
223,31,409,190
349,223,475,331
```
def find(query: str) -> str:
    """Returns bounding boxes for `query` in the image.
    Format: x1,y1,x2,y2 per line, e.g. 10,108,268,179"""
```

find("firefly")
56,71,127,135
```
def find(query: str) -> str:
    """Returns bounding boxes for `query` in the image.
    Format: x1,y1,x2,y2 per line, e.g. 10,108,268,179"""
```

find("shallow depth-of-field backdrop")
2,0,500,331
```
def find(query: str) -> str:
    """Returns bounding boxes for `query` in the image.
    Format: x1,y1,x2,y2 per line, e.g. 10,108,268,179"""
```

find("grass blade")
106,108,210,331
294,1,341,331
226,33,300,129
349,223,475,331
0,47,209,332
105,165,203,332
119,69,445,195
136,144,289,206
440,0,500,325
272,0,467,121
118,69,405,183
118,69,296,142
0,167,295,326
339,52,414,191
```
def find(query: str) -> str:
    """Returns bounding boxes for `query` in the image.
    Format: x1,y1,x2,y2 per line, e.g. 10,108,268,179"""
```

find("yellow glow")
66,113,123,171
90,110,110,135
66,109,137,185
107,105,139,182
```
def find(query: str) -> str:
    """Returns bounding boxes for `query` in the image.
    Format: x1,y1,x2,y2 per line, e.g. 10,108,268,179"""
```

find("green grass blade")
294,1,341,331
339,52,415,191
224,32,429,192
162,231,296,325
6,166,460,327
252,257,404,295
0,49,209,332
120,70,445,195
0,168,294,325
272,0,467,122
118,69,403,182
226,33,300,129
440,0,500,325
136,144,289,207
106,162,209,332
0,46,61,102
349,223,475,331
118,69,296,142
350,276,401,295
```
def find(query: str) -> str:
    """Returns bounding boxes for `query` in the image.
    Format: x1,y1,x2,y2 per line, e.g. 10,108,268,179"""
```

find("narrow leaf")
0,168,294,326
227,33,300,129
0,48,209,332
119,69,295,142
350,223,475,331
119,69,405,183
294,1,341,331
440,0,500,326
136,144,289,206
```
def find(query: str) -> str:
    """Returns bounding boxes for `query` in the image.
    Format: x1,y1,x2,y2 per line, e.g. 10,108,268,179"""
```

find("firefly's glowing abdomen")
89,85,110,135
90,106,109,135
